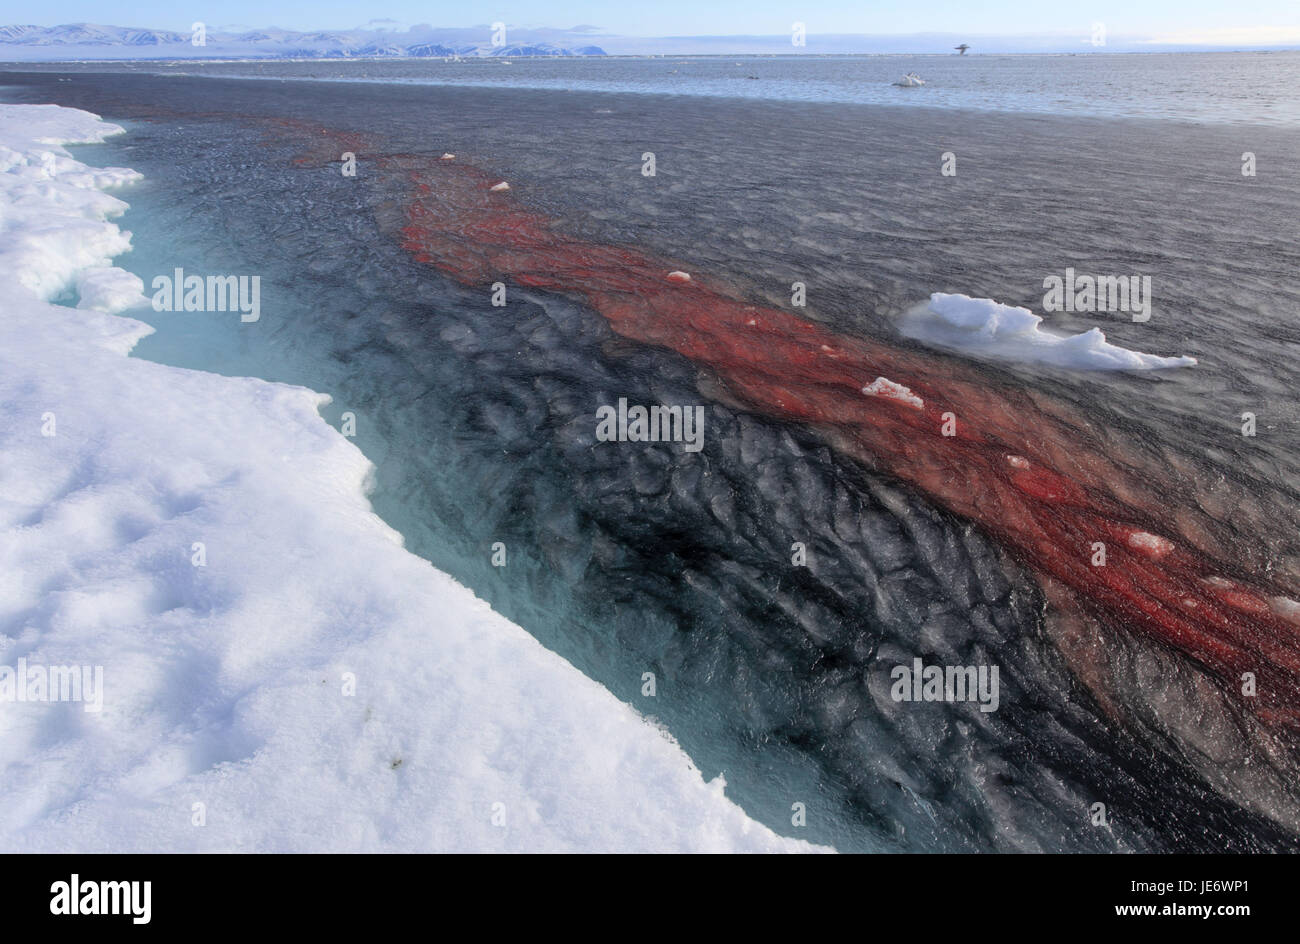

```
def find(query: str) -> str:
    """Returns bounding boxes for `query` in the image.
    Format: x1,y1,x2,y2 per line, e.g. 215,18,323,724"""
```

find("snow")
0,24,609,60
901,292,1198,370
0,103,826,853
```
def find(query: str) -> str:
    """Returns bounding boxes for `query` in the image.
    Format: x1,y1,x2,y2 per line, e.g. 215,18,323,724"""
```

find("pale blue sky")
1,0,1298,40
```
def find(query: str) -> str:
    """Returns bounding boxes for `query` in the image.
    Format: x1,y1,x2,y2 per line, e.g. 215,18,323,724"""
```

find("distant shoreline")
4,49,1300,65
7,49,1298,127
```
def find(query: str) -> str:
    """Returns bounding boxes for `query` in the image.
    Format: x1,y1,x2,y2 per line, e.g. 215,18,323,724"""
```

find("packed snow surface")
0,103,825,853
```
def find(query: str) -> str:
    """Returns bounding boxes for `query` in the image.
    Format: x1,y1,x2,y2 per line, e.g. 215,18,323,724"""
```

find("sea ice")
901,292,1198,370
861,376,924,409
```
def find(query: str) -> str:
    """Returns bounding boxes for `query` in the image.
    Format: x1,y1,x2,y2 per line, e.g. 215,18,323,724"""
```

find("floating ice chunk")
862,376,924,410
899,293,1197,370
489,181,510,191
666,270,692,283
1127,530,1174,559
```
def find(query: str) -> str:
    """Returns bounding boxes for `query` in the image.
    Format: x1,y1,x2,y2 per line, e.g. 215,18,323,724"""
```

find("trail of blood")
270,120,1300,729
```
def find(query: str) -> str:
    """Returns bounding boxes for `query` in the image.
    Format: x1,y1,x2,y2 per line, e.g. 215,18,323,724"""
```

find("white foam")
900,292,1198,371
0,103,827,853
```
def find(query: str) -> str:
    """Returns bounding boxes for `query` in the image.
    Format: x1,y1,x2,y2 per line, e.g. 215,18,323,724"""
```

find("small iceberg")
899,293,1198,370
862,377,924,410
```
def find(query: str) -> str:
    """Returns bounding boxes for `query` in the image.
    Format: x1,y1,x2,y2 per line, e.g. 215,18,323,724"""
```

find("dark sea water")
4,58,1299,852
11,50,1300,124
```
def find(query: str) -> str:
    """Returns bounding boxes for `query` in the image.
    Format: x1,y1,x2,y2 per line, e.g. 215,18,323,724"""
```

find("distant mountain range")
1,21,1297,60
0,23,608,59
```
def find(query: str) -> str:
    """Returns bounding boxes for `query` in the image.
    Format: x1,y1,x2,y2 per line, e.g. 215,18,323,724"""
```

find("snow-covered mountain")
0,24,190,46
0,23,608,59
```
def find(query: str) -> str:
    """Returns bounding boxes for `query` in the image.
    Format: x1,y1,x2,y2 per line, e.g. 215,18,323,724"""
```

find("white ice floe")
861,376,924,410
0,103,826,853
900,292,1198,371
1126,530,1175,559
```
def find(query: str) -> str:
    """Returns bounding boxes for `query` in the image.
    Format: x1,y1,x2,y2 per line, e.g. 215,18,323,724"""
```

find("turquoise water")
68,128,874,852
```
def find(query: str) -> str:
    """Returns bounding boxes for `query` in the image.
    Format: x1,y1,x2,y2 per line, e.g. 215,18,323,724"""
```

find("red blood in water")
274,126,1300,729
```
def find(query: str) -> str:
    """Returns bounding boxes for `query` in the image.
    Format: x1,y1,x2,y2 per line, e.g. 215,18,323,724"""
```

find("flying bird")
955,43,970,54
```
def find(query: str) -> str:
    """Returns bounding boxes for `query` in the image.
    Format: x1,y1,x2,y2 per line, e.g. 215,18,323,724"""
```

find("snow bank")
900,292,1197,370
0,103,825,853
